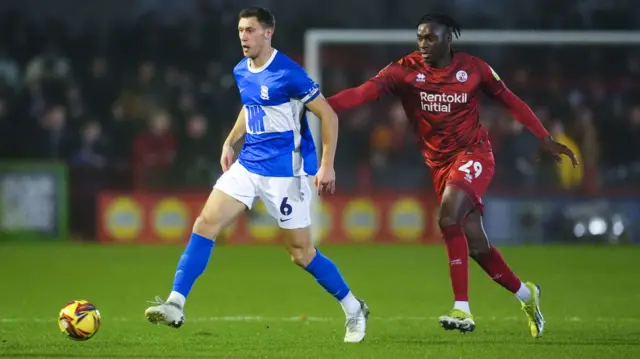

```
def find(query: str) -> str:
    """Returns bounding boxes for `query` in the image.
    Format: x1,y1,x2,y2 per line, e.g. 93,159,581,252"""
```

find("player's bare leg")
284,227,369,343
465,211,545,337
145,189,247,328
438,185,476,333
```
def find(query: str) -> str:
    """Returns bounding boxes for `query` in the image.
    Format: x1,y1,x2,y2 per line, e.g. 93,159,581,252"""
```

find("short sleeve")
477,59,507,98
286,65,320,104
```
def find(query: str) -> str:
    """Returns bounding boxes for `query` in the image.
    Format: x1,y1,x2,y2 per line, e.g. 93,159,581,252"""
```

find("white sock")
515,282,532,302
167,291,186,309
340,291,361,316
453,301,471,314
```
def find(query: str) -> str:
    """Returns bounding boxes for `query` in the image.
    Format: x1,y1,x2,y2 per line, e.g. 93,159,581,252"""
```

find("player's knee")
438,205,460,230
289,245,315,267
192,215,222,240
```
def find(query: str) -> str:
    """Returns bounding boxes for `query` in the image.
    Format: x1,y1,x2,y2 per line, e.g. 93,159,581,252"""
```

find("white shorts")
213,162,312,229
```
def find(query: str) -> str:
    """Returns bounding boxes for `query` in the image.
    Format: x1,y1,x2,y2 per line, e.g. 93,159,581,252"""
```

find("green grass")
0,243,639,358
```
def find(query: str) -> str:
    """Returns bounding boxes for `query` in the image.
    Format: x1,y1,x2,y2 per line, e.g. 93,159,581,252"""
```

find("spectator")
497,120,538,187
24,43,71,85
0,47,20,90
549,120,583,190
117,61,159,121
176,113,216,188
82,56,118,119
132,109,176,189
65,82,85,124
32,105,74,160
70,120,109,168
573,107,600,192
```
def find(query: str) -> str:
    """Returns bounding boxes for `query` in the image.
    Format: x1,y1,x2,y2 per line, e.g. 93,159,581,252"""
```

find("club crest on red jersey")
456,70,468,83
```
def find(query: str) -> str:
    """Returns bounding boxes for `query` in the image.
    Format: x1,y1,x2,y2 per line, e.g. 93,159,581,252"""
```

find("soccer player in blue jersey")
144,7,369,343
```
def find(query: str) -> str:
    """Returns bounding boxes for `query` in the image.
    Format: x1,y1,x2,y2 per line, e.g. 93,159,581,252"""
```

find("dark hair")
417,13,461,38
239,7,276,29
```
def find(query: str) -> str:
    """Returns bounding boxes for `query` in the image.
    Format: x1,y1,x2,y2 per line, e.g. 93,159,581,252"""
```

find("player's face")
417,23,451,64
238,17,273,58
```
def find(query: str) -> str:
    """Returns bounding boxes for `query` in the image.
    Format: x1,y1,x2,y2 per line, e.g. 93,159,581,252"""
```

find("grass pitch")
0,242,639,358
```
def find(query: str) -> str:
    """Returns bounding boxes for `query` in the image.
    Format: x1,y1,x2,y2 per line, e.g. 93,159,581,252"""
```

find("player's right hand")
314,165,336,196
220,144,235,172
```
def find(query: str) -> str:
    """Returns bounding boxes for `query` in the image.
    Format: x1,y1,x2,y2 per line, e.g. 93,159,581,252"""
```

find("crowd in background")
0,2,638,236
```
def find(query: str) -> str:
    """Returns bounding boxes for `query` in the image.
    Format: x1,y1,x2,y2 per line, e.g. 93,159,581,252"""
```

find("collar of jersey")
247,49,278,73
425,51,459,72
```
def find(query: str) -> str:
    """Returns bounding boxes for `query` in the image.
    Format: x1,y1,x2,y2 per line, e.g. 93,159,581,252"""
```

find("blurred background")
0,0,638,246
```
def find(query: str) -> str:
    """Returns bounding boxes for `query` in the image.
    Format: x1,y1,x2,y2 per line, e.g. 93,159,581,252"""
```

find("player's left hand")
314,165,336,196
542,135,580,167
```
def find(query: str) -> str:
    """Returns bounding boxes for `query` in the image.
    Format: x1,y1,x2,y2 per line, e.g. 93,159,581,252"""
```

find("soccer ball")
58,300,101,341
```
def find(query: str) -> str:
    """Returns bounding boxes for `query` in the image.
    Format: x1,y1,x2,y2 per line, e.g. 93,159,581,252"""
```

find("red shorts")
431,150,495,213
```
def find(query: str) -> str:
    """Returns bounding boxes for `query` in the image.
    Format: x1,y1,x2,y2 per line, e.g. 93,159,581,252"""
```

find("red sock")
475,244,521,293
441,224,469,302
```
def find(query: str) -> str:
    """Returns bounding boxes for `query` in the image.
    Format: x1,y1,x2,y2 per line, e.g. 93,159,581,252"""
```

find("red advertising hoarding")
97,192,442,244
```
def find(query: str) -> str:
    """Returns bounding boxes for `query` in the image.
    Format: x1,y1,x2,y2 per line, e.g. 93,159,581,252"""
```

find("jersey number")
458,160,483,178
247,105,266,133
280,197,293,216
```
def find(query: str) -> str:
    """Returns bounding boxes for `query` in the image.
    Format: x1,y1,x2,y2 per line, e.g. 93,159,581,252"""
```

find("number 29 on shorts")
458,160,483,179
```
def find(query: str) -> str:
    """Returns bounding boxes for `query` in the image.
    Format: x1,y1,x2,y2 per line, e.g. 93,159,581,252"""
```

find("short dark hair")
417,13,461,38
239,7,275,29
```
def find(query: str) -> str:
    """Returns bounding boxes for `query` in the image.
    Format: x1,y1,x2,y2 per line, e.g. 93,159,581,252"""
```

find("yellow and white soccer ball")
58,300,102,341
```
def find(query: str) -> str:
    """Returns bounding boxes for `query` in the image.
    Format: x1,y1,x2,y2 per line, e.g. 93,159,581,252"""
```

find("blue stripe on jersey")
233,49,320,177
300,113,318,176
239,131,296,177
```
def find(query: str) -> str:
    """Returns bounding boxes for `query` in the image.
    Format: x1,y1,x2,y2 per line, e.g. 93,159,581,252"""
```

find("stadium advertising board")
482,195,640,245
0,162,68,241
96,192,442,244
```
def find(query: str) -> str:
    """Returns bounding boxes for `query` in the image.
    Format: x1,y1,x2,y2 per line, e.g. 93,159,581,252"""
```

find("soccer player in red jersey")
327,13,578,337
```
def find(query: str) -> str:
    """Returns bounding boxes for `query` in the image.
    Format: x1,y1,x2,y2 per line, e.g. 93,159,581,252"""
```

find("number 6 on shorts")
280,197,293,216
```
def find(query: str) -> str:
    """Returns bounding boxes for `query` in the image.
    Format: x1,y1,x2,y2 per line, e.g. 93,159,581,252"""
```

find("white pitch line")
1,316,639,323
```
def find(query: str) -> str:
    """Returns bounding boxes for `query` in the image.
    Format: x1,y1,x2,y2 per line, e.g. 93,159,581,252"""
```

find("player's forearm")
319,112,339,167
224,109,247,147
496,90,550,139
327,81,380,112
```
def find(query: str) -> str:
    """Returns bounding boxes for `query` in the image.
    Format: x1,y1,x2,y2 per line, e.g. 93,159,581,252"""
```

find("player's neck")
249,46,275,69
429,51,453,69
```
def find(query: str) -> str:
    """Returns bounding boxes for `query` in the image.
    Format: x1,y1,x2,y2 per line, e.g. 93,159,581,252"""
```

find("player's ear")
265,26,274,40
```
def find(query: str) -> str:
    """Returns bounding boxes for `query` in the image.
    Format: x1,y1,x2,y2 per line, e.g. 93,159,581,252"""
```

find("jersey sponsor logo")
416,73,426,82
456,70,468,83
419,92,468,113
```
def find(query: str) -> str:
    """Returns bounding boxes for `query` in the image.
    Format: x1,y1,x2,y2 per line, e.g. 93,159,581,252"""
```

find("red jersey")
328,51,549,168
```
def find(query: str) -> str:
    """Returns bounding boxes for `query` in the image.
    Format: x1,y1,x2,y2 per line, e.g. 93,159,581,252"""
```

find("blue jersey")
233,49,320,177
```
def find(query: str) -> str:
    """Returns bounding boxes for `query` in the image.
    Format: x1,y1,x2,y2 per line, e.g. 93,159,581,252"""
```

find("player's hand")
220,144,235,172
542,135,580,167
314,165,336,196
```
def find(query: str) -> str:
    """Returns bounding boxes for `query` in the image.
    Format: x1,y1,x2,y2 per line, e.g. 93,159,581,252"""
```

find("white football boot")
344,299,370,343
144,296,185,328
